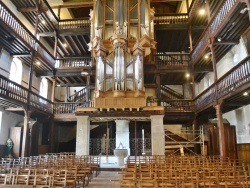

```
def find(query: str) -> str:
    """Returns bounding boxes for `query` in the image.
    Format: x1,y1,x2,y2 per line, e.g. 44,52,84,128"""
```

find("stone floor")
85,156,123,187
86,171,120,188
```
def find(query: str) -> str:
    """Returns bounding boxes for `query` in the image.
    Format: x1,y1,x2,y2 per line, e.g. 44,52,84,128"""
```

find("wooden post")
214,101,226,157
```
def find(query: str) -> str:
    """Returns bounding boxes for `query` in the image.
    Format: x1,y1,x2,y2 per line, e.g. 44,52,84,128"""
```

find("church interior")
0,0,250,187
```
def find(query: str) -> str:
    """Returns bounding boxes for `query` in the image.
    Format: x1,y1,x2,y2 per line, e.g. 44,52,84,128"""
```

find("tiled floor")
87,171,120,188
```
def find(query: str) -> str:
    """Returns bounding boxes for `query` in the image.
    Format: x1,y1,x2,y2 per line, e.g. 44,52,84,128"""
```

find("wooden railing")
0,75,28,103
161,85,184,100
195,56,250,111
191,27,210,64
191,0,239,64
188,0,200,21
154,13,188,25
0,75,53,113
194,85,216,111
210,0,237,36
155,53,190,65
56,57,92,68
160,99,194,112
58,18,91,30
54,101,94,114
30,92,53,113
68,87,87,102
0,2,55,68
0,3,35,49
217,56,250,98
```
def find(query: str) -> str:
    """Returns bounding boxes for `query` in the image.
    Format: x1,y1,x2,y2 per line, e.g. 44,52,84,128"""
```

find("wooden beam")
17,7,36,12
12,53,31,57
213,40,238,45
223,102,247,107
51,3,93,9
39,32,55,37
59,28,90,36
155,24,188,30
5,107,24,111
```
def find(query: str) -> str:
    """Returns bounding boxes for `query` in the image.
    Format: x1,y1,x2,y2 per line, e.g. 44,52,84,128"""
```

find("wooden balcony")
195,56,250,114
0,2,55,73
0,75,53,114
191,0,249,74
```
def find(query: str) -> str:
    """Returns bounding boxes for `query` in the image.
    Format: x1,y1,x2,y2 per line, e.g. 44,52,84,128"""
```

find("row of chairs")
0,153,101,187
115,155,250,188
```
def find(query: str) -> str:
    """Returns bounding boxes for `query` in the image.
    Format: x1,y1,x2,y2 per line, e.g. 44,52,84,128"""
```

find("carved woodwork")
207,120,237,159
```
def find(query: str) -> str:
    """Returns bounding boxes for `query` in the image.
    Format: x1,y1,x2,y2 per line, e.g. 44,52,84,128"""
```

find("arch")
9,57,22,84
39,78,48,98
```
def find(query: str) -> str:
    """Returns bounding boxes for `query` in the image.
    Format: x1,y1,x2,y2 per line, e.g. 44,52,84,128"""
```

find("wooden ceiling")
1,0,249,88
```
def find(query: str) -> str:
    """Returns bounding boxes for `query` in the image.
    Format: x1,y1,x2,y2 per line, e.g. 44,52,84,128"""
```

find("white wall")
197,39,247,96
0,49,12,78
196,38,250,143
0,108,24,144
223,106,250,143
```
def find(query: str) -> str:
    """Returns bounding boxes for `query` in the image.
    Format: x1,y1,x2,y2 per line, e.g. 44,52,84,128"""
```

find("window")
233,54,238,65
9,58,22,84
40,78,48,98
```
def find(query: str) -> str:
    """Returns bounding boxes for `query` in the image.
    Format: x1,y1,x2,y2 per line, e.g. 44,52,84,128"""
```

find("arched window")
9,58,22,84
40,78,48,98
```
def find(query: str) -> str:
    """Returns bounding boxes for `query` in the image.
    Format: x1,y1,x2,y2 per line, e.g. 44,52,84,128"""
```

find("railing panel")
59,18,91,30
217,58,250,98
0,2,55,68
0,3,35,48
30,92,53,113
160,100,194,112
161,85,184,100
154,14,188,25
130,138,152,156
54,102,92,114
195,86,216,111
191,29,210,63
68,87,87,102
56,57,92,68
37,46,55,66
89,138,116,155
0,75,28,104
155,53,190,65
210,0,237,36
191,0,238,64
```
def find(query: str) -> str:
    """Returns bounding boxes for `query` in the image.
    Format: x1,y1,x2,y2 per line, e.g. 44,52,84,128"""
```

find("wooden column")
210,41,218,97
28,11,40,105
21,110,31,157
86,75,90,103
51,79,56,102
49,118,56,153
65,85,69,102
188,25,193,51
156,74,161,104
54,33,58,58
214,102,226,157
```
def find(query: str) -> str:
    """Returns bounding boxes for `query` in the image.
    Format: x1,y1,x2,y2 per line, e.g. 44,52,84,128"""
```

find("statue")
5,138,14,158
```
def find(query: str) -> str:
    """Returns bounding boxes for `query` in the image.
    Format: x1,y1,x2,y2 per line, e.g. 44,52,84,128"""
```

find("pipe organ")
89,0,156,109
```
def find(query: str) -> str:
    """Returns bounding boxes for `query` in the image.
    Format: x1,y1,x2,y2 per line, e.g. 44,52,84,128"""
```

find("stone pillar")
22,110,31,157
214,103,226,157
76,116,90,155
150,115,165,155
115,120,130,155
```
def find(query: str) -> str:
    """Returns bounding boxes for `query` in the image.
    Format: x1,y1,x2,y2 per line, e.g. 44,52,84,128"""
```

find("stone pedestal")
76,116,90,155
114,149,128,166
150,115,165,155
115,120,130,155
